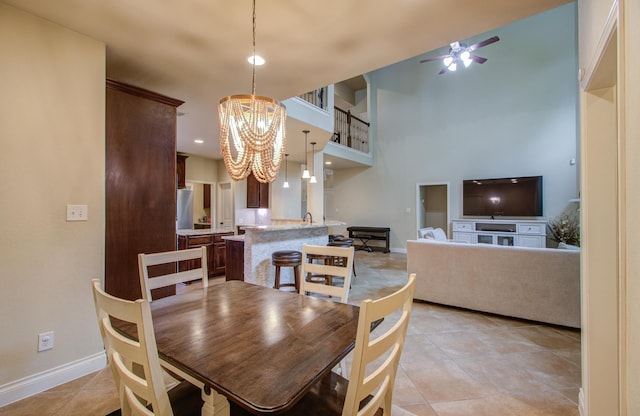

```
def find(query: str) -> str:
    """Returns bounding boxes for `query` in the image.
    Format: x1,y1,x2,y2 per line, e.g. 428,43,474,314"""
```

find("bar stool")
272,250,302,292
305,252,334,285
328,239,356,277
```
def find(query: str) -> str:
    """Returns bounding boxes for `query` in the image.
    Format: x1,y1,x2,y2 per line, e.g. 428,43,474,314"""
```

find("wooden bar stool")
305,253,334,285
328,239,356,277
272,250,302,292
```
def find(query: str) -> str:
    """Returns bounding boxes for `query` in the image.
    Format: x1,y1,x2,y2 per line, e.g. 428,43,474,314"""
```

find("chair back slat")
138,246,208,301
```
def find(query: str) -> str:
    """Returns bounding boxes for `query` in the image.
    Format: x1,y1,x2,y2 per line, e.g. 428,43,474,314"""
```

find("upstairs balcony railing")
297,89,370,154
333,107,369,154
298,87,328,110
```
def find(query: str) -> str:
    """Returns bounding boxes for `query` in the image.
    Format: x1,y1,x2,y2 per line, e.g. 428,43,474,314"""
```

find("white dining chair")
300,244,354,303
230,274,416,416
138,246,208,301
91,279,202,416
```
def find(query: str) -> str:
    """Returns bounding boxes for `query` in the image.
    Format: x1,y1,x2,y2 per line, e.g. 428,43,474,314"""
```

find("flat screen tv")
463,176,543,217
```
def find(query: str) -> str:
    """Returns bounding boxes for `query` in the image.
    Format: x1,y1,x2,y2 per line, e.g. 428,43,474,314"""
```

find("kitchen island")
224,222,334,287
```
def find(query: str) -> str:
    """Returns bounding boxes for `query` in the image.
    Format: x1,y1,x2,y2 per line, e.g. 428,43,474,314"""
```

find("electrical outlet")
38,331,54,352
67,204,88,221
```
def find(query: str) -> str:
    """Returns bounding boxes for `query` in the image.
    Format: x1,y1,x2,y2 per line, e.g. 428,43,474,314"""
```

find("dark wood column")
105,79,184,300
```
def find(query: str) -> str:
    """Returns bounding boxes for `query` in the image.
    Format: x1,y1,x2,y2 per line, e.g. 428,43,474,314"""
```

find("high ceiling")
4,0,570,164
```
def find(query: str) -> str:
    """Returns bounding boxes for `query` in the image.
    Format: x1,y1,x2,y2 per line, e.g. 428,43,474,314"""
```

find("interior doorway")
415,183,449,238
217,182,233,230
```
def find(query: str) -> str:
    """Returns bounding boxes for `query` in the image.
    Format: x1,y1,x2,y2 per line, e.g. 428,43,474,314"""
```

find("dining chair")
231,274,416,416
91,279,203,416
138,246,208,301
300,244,355,303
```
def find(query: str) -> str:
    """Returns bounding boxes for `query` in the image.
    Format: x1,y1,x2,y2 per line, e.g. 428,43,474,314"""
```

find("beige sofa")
406,239,581,328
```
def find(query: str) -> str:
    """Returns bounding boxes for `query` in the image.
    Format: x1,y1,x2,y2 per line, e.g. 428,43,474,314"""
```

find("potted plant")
548,214,580,247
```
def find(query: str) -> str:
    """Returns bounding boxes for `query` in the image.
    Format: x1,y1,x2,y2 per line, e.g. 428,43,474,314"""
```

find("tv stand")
452,219,547,248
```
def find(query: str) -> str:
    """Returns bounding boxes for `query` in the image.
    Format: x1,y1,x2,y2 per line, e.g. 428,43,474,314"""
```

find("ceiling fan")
420,36,500,74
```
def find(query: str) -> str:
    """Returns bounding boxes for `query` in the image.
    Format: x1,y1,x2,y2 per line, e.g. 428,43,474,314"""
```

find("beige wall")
578,0,640,414
0,2,106,390
185,154,218,183
623,2,640,413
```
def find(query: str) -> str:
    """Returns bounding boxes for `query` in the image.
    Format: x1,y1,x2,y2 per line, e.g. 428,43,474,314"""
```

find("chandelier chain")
251,0,256,95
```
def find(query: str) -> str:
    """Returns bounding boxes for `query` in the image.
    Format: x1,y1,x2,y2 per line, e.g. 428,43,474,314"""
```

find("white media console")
452,219,547,248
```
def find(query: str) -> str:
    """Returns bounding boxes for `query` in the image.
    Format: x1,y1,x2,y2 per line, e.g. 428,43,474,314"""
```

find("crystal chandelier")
218,0,286,183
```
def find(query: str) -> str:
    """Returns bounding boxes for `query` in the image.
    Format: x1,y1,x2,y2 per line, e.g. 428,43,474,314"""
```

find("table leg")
160,359,230,416
202,385,230,416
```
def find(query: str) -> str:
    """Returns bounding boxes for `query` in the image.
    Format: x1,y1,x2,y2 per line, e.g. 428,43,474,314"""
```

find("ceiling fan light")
460,51,472,67
448,62,457,72
443,56,453,67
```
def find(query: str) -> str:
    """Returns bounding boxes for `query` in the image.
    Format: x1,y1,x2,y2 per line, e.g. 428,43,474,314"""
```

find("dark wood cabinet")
105,79,183,301
246,172,269,208
203,183,211,209
225,239,245,281
178,232,234,277
176,154,188,189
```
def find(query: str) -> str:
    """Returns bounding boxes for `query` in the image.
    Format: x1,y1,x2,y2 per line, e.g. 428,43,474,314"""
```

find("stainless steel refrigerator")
176,188,194,230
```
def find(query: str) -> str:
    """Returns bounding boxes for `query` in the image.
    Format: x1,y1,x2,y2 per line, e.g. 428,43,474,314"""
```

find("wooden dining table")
118,280,360,415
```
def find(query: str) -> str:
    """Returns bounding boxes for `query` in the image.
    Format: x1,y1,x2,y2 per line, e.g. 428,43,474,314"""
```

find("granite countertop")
242,223,328,232
222,234,245,242
176,228,234,236
240,219,345,233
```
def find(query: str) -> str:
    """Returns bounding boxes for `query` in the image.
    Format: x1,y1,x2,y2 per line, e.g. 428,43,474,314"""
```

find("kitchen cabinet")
105,79,183,301
203,183,211,209
225,239,244,281
246,172,269,208
178,231,234,277
176,154,188,189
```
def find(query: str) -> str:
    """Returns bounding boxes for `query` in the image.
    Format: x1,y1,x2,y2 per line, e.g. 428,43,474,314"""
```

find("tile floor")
1,251,581,416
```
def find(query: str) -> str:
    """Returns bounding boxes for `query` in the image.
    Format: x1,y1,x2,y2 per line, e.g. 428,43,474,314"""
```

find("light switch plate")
67,205,88,221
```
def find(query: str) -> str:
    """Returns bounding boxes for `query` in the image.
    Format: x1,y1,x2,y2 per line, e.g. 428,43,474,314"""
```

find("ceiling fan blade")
468,36,500,51
420,54,451,63
471,55,487,64
438,67,447,75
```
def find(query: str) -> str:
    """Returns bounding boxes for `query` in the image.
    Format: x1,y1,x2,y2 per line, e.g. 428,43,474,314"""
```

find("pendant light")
309,142,317,184
301,130,310,179
218,0,286,183
283,153,290,188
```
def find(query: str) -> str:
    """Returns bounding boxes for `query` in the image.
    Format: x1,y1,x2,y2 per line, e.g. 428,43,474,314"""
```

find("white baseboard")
0,351,107,408
579,387,585,416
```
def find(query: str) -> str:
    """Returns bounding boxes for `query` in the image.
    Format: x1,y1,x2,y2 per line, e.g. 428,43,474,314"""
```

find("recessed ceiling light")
325,161,332,165
194,139,204,144
248,55,265,66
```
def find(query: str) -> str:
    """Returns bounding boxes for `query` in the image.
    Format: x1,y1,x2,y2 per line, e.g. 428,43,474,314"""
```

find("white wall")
0,3,106,401
332,3,579,251
270,161,304,220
